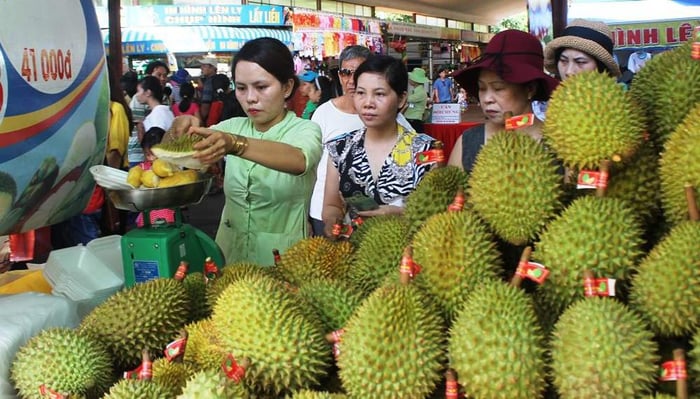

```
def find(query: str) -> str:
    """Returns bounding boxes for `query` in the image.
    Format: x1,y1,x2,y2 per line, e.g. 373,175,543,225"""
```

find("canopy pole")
108,0,122,77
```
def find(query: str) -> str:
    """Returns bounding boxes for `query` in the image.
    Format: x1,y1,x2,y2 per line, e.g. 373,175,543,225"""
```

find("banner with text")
610,19,700,49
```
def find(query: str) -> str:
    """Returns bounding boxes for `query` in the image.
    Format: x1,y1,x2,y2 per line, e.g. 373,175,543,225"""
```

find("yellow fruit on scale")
158,170,200,188
152,158,177,178
126,165,143,188
140,169,160,188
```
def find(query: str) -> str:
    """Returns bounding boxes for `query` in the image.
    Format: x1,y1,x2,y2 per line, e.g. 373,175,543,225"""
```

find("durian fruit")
152,158,177,177
297,278,364,332
103,378,173,398
206,262,272,310
689,332,700,392
347,215,410,296
79,278,190,370
660,103,700,227
151,134,204,170
291,390,347,399
448,281,546,398
467,131,564,245
549,297,659,398
177,369,252,398
126,165,143,188
599,138,661,225
403,165,469,237
159,169,201,188
139,169,160,188
532,196,644,328
211,274,331,395
544,71,645,170
337,274,446,398
630,218,700,337
152,357,197,397
183,271,210,322
629,42,700,146
412,209,503,321
275,236,354,285
10,328,113,399
183,318,228,372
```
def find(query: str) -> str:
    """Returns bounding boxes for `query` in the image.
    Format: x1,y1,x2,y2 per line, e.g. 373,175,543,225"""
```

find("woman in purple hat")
447,29,559,173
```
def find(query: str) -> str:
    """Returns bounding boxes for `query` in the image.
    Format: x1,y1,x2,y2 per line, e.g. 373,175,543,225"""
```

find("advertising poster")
0,0,109,234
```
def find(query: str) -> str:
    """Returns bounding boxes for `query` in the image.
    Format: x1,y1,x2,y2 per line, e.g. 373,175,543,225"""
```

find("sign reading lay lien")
610,19,700,49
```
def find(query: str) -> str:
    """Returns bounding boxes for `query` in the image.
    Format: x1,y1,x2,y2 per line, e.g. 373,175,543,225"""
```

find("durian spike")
445,368,459,399
684,184,699,222
595,159,612,198
510,246,533,288
674,348,688,399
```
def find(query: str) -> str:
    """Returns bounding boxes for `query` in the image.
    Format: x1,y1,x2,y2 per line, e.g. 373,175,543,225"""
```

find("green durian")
550,297,659,398
152,357,197,397
544,71,645,169
593,138,661,225
337,277,446,399
275,236,354,285
211,274,331,395
659,103,700,227
412,209,503,321
533,196,644,328
291,390,347,399
10,328,113,399
630,42,700,145
205,262,271,310
79,278,190,370
183,271,210,322
297,278,364,332
151,134,204,169
103,378,173,398
630,220,700,337
183,318,228,372
467,130,564,245
448,281,546,398
403,165,469,237
177,369,252,398
689,332,700,392
347,215,410,296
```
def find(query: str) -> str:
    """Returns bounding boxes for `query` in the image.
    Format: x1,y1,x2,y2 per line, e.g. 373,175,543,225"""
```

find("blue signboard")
122,4,288,27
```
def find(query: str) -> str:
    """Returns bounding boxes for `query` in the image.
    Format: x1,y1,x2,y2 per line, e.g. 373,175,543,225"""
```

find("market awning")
103,26,292,55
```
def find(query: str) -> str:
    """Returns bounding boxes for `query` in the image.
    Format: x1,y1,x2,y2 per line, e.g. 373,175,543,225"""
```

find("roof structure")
352,0,526,26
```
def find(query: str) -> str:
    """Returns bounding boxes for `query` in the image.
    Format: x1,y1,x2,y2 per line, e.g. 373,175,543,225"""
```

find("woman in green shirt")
191,38,322,266
403,67,429,133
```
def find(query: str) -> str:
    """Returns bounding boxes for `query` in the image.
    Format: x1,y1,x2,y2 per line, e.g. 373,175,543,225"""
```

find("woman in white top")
135,75,175,138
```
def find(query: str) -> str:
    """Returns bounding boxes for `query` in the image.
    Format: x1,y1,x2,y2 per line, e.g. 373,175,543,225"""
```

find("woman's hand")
190,127,232,166
356,205,403,218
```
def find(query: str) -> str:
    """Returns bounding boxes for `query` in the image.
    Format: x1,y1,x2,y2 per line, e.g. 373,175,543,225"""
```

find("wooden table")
424,122,480,159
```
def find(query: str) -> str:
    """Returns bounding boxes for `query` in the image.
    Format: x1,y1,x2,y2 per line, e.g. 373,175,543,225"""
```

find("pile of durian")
9,43,700,398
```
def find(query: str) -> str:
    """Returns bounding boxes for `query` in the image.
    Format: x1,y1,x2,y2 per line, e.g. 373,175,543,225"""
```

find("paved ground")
186,104,487,239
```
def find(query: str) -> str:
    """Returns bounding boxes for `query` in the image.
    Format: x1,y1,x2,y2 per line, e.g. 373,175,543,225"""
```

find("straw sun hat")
544,19,621,77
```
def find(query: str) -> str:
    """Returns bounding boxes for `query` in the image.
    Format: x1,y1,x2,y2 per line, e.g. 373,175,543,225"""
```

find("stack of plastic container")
44,235,124,318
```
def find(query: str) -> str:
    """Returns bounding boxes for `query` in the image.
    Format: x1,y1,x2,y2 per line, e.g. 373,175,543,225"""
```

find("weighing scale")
106,174,224,287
